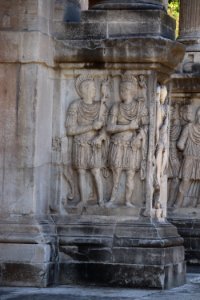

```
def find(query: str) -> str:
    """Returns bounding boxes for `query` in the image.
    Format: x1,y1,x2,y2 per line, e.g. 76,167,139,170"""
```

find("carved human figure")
168,104,182,207
155,85,169,191
175,106,200,208
107,75,148,207
66,75,107,207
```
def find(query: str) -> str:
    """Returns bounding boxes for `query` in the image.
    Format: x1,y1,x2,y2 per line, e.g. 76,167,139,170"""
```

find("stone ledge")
55,37,185,73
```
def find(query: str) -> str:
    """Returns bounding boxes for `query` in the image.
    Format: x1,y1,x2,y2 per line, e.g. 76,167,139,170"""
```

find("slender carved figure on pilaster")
66,74,108,207
107,74,148,207
168,104,182,207
155,85,169,192
175,106,200,208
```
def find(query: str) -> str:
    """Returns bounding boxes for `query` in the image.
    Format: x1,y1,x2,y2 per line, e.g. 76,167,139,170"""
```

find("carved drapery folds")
153,84,169,214
168,103,200,208
65,72,149,211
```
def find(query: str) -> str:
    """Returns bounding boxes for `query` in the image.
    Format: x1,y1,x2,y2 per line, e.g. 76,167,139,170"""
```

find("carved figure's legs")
78,169,87,205
155,147,163,189
107,168,122,206
125,170,136,207
91,168,104,207
161,149,168,176
175,179,190,208
168,178,179,207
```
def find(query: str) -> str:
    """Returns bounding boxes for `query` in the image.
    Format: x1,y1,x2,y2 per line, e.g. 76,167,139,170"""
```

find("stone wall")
0,0,187,288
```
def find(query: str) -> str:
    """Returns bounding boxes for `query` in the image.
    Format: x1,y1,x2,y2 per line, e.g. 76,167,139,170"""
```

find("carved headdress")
120,73,138,86
75,74,95,98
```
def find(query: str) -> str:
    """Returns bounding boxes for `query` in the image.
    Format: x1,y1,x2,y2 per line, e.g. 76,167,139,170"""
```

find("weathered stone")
0,0,187,289
54,9,175,40
168,0,200,269
89,0,167,10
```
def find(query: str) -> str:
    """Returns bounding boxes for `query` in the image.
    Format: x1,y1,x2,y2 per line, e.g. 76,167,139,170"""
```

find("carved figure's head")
80,79,96,102
76,75,96,103
120,75,138,102
160,85,167,104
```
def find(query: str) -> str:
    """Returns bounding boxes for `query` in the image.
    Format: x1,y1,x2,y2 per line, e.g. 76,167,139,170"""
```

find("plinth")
53,0,186,289
56,212,185,289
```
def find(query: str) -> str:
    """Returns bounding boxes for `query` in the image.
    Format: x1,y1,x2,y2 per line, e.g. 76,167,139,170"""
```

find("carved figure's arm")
67,124,94,136
107,105,135,134
66,104,94,136
177,125,189,151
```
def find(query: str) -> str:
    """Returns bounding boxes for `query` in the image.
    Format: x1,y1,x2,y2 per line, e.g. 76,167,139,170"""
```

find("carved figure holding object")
106,74,148,208
66,75,108,207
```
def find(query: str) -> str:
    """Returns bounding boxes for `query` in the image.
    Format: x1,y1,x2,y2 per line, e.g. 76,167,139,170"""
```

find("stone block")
56,9,175,40
0,244,51,263
0,216,56,287
0,32,54,65
57,218,186,289
59,261,186,289
54,22,107,40
0,263,55,287
169,219,200,266
0,0,54,34
0,63,54,215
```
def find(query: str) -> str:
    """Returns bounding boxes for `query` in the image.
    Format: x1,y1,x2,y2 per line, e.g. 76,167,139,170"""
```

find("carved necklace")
119,100,138,121
78,100,99,122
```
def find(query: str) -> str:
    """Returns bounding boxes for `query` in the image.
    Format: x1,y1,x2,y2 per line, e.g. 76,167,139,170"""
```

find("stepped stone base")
169,217,200,268
56,216,186,289
0,215,186,288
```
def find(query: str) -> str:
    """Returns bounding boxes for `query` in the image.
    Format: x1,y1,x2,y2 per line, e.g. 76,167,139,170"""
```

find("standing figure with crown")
107,74,149,207
66,74,108,207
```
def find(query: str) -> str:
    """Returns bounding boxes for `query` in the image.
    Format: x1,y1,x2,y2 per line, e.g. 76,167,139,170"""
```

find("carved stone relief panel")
56,70,151,216
168,98,200,210
50,69,176,219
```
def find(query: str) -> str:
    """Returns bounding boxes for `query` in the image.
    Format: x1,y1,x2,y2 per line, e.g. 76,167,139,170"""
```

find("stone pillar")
54,0,185,290
169,0,200,270
0,0,56,287
179,0,200,40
